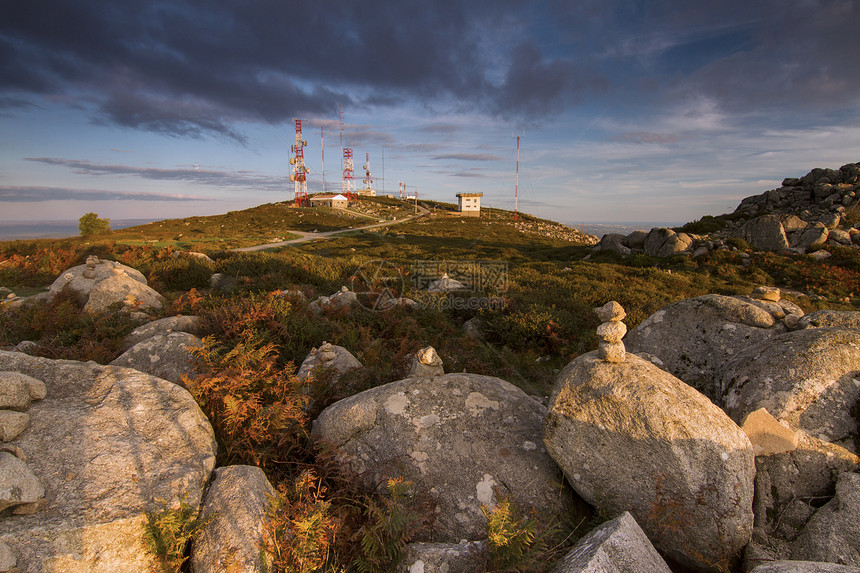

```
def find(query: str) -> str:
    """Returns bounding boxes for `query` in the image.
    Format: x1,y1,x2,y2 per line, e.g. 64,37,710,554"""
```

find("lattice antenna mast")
362,152,373,191
290,118,309,206
342,148,356,196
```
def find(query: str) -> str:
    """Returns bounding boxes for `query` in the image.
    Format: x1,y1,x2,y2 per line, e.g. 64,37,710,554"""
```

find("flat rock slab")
751,562,860,573
0,351,217,573
313,373,583,542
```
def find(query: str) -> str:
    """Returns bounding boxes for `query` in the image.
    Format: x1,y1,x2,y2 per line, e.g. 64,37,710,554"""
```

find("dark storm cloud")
3,0,858,142
0,186,210,202
25,157,286,191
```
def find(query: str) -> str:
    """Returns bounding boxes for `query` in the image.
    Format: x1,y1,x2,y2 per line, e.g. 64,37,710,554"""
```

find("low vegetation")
2,198,858,571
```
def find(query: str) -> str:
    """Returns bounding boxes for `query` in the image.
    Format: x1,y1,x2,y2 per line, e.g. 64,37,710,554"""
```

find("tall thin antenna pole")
381,147,385,196
320,125,325,194
515,135,520,221
339,104,344,178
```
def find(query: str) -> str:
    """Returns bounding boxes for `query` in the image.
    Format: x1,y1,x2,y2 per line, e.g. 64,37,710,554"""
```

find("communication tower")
290,119,309,206
342,147,356,198
362,152,375,195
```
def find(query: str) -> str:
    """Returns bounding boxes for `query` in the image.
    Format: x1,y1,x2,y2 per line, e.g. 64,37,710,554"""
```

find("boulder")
400,541,485,573
427,274,467,293
463,317,484,339
297,342,362,382
544,352,755,572
751,562,860,573
109,332,203,386
656,232,693,257
643,228,676,257
598,234,631,255
120,315,202,352
0,351,217,573
828,229,852,245
0,451,45,512
794,224,830,250
0,377,32,412
551,511,672,573
313,373,583,542
191,465,275,573
624,295,781,402
623,231,648,249
741,215,790,251
309,286,359,312
799,310,860,330
720,327,860,452
741,408,800,456
406,346,445,378
48,260,147,305
82,272,165,314
791,472,860,566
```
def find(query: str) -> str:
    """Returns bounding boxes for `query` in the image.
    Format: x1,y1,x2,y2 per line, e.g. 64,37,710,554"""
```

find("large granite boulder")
551,512,671,573
544,351,755,572
740,215,790,251
48,259,147,304
643,228,676,257
0,351,217,573
624,294,782,402
598,234,631,255
110,331,203,386
0,450,45,513
191,465,275,573
313,373,583,542
82,272,165,314
720,327,860,453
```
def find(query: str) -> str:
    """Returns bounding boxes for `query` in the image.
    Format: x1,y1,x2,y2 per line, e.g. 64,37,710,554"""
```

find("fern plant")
143,496,210,573
482,498,538,572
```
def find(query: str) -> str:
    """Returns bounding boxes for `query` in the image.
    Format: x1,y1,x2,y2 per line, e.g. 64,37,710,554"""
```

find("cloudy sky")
2,0,859,226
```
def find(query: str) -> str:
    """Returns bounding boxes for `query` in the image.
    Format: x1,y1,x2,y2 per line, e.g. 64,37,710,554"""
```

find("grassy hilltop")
1,195,858,571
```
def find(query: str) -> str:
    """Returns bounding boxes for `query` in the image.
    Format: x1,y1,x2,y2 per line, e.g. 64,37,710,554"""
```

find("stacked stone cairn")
595,301,627,363
82,255,99,279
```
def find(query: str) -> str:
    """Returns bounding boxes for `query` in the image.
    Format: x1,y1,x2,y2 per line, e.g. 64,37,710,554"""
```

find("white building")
456,193,483,217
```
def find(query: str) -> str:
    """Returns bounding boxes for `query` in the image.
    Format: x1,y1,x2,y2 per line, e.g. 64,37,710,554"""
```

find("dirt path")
235,206,428,252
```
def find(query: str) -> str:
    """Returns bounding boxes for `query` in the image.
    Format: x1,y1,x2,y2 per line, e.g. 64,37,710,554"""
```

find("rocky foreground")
1,248,859,572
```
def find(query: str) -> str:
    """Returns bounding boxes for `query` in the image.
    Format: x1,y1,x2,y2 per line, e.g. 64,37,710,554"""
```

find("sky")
2,0,860,227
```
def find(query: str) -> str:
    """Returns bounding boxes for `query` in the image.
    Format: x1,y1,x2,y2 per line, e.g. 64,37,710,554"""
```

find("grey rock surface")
121,315,202,352
544,351,755,572
551,512,672,573
82,272,165,314
191,465,275,573
297,342,362,382
48,260,147,305
0,540,16,572
406,346,445,378
0,410,29,442
720,327,860,452
799,310,860,330
400,541,485,573
110,331,203,386
740,214,790,251
624,294,781,402
313,373,583,542
0,351,217,573
0,451,45,512
791,472,860,566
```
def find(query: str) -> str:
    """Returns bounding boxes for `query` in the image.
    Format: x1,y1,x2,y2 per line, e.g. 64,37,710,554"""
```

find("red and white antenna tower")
342,147,356,198
320,125,326,194
290,119,309,206
399,181,404,200
362,152,373,193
